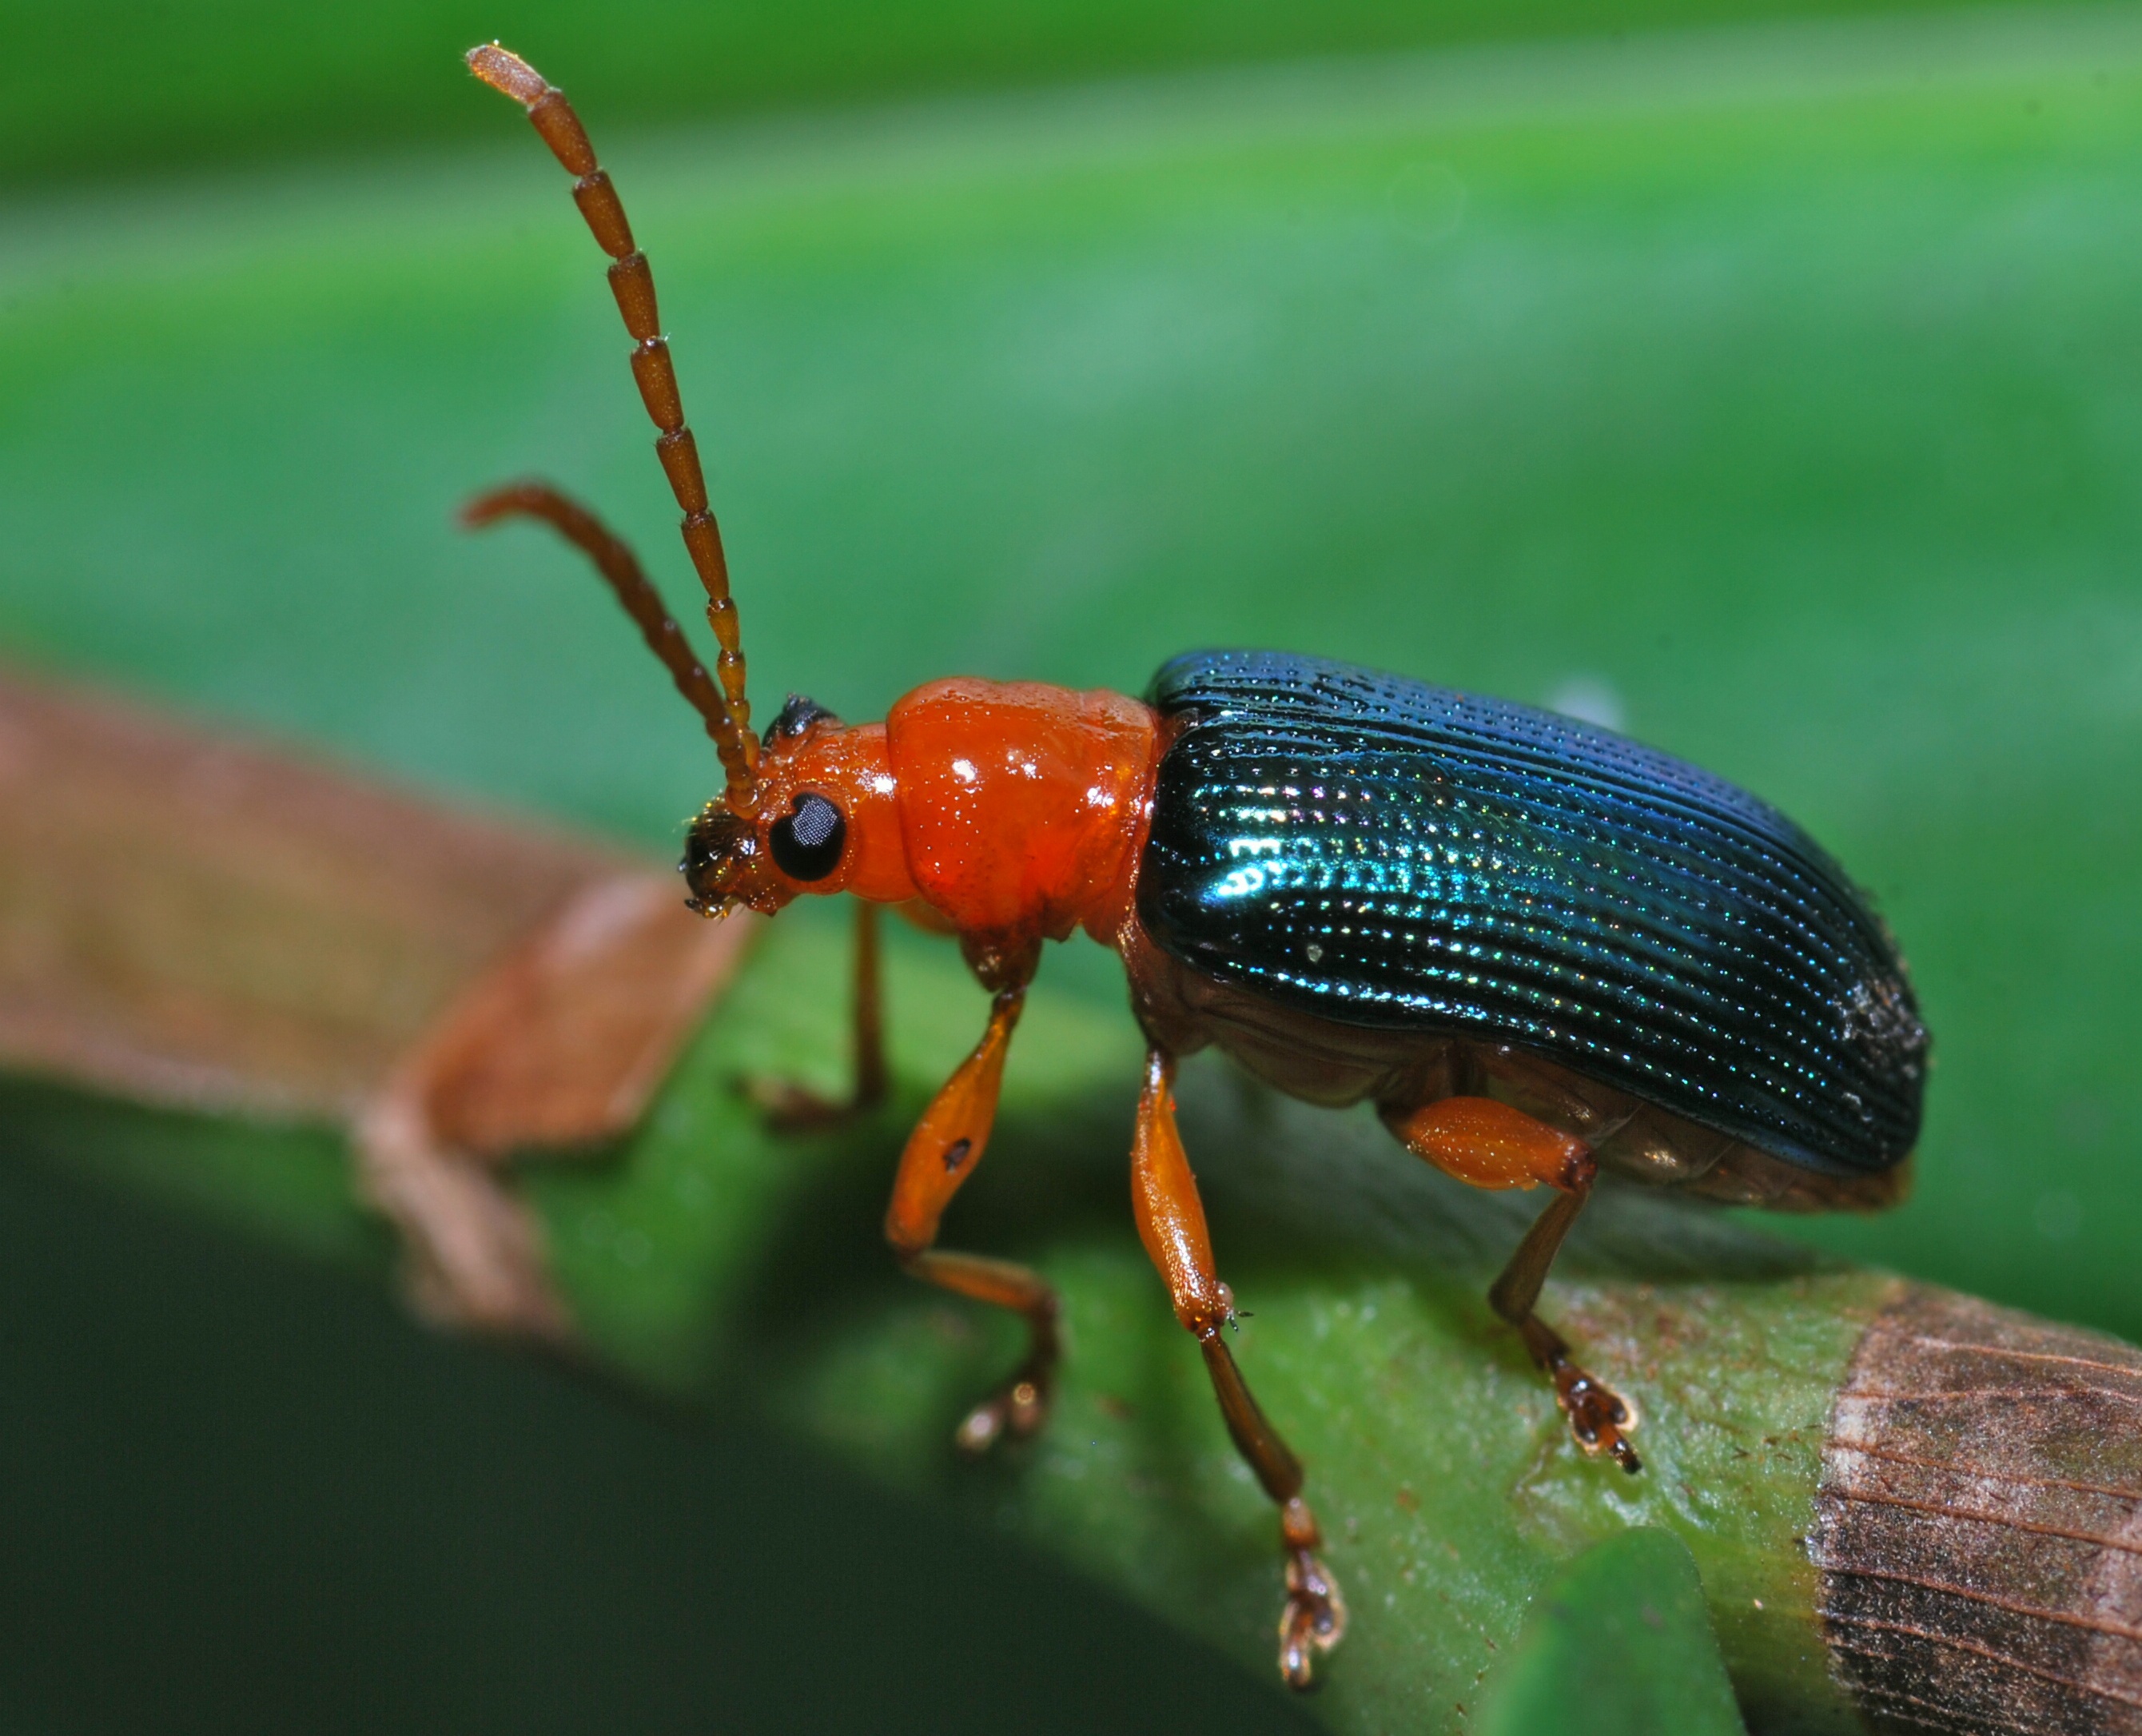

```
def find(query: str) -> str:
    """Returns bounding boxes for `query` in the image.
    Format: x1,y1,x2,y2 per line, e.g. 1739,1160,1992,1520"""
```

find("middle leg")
1131,1047,1345,1690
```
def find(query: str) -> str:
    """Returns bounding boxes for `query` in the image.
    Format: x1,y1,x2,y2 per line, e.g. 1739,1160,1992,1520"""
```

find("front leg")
741,899,889,1131
1131,1047,1346,1690
1381,1094,1639,1471
883,981,1061,1453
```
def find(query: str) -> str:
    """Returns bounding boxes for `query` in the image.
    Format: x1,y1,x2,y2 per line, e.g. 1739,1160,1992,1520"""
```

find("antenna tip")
466,42,550,107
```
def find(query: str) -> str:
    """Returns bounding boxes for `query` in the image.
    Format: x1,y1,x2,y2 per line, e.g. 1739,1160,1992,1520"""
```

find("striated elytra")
1141,651,1928,1181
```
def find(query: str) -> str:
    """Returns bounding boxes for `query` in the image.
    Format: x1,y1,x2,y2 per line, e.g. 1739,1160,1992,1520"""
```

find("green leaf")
525,915,1888,1730
1476,1530,1748,1736
0,910,1894,1732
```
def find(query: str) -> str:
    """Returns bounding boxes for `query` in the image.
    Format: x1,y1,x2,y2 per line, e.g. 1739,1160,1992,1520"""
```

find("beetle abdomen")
1139,651,1926,1175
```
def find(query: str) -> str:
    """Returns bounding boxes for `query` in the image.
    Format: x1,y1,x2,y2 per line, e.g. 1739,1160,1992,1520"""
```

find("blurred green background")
2,0,2139,1730
0,0,2056,187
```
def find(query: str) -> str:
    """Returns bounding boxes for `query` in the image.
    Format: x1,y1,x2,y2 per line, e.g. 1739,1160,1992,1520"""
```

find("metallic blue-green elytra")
1139,651,1926,1177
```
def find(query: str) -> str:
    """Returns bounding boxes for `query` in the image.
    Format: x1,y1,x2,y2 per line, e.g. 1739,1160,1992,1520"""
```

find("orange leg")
743,900,890,1132
1133,1049,1345,1690
884,985,1058,1453
1381,1095,1640,1473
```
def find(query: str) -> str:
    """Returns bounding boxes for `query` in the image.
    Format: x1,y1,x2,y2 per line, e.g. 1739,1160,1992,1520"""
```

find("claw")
954,1369,1051,1455
735,1073,866,1135
1547,1352,1642,1474
1275,1496,1347,1690
1278,1548,1347,1689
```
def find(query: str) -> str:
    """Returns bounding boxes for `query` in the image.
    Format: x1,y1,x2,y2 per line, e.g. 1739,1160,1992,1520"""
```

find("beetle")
461,42,1928,1690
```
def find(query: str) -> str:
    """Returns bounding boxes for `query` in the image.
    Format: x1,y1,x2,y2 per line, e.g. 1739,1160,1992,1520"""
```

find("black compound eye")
768,792,846,882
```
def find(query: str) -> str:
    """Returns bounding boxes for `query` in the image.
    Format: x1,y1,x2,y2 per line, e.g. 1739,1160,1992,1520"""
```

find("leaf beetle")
463,42,1928,1690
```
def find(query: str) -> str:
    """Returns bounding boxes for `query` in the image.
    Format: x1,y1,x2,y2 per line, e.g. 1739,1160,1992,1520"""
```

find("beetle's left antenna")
461,481,747,778
464,42,759,807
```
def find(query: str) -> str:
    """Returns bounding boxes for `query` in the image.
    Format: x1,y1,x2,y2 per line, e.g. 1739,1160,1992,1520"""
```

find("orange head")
681,694,910,918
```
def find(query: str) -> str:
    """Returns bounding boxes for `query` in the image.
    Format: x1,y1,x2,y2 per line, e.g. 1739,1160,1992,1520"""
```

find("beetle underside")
1123,926,1912,1214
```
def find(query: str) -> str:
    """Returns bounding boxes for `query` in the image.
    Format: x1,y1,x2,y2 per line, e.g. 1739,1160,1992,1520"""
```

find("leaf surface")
1478,1528,1748,1736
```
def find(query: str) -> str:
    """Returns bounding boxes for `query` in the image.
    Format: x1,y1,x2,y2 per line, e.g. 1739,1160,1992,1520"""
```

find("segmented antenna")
461,484,754,795
466,42,759,802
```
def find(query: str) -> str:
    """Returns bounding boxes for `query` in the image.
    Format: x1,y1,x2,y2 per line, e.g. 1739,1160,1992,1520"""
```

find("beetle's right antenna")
465,42,759,807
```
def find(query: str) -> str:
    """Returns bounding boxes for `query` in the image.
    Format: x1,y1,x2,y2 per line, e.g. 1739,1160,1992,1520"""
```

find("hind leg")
1380,1096,1640,1472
